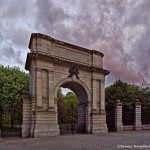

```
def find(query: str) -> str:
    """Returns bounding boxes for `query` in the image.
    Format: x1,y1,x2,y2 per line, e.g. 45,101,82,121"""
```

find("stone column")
36,68,42,109
100,79,105,113
134,99,142,130
48,70,54,110
92,79,108,134
22,92,31,137
0,111,1,138
92,112,108,134
92,79,97,111
0,130,1,138
33,69,59,137
115,99,123,131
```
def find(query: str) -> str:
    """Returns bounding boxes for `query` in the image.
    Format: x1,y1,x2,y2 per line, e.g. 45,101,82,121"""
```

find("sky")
0,0,150,86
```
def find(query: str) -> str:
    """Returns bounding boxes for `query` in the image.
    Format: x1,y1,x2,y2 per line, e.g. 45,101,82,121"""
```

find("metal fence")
122,109,134,125
0,107,22,137
59,124,78,134
141,109,150,124
106,109,116,131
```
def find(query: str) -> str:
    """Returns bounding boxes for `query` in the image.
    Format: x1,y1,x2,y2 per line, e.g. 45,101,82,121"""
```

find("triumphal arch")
22,33,109,137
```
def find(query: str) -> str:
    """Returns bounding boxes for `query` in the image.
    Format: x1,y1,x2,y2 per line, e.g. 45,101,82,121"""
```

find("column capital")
36,67,42,72
48,69,54,73
115,99,122,106
100,79,105,83
135,99,141,105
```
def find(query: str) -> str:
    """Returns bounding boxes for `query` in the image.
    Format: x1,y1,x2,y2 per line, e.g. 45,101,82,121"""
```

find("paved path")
0,131,150,150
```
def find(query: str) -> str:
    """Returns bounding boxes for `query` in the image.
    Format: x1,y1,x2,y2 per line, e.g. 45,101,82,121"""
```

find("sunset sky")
0,0,150,86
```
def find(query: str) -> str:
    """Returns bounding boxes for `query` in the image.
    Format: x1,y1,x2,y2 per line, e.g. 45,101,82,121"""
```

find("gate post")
0,101,2,138
0,127,1,138
0,115,1,138
115,99,123,131
134,99,142,130
22,92,31,137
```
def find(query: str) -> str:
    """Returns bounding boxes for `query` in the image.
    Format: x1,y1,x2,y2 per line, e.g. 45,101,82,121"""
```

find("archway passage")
22,33,109,137
58,82,88,134
57,88,78,134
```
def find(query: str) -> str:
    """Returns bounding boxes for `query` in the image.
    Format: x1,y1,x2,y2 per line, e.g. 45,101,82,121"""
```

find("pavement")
0,131,150,150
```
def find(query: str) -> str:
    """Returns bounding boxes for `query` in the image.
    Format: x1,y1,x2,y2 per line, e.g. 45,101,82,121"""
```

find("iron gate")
0,103,22,137
59,124,77,134
141,109,150,124
122,105,134,125
106,109,116,131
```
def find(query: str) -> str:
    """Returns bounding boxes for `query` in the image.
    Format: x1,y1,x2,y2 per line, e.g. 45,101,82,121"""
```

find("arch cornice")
53,77,91,102
25,52,110,76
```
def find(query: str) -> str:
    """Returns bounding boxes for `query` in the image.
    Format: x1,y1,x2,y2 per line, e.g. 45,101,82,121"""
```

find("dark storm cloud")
124,0,150,82
0,0,149,84
0,42,23,65
0,0,35,68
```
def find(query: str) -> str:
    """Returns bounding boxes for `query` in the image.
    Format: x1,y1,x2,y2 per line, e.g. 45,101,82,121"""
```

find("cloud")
0,0,150,85
0,0,35,68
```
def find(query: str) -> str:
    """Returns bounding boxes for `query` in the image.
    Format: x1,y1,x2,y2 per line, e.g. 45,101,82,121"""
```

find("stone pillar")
134,99,142,130
86,102,92,134
92,78,108,134
33,69,59,137
22,92,31,137
36,68,42,108
100,79,105,113
48,70,54,109
0,112,1,138
115,99,123,131
92,112,108,134
92,79,97,111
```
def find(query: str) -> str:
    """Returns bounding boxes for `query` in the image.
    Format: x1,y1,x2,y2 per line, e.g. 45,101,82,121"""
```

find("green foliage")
105,79,150,111
0,65,29,127
139,80,150,109
57,89,67,124
64,92,78,124
0,65,29,107
57,90,78,125
106,80,137,103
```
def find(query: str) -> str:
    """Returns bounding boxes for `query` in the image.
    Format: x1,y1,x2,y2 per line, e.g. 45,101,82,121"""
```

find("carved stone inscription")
55,46,91,65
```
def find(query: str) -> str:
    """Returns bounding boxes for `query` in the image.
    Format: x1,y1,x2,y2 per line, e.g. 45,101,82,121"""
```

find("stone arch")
54,77,91,101
54,77,91,133
22,33,109,137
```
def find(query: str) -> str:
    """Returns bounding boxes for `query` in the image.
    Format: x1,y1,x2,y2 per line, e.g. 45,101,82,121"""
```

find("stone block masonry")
22,33,109,137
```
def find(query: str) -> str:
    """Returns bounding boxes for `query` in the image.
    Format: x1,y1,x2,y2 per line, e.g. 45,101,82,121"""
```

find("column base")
135,124,142,131
22,124,30,137
32,111,60,137
34,124,60,137
92,113,108,134
116,124,123,131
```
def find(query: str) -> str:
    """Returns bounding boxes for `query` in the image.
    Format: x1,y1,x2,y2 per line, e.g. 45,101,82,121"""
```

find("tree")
105,79,150,111
0,65,29,127
105,79,150,126
57,90,78,125
57,89,67,124
105,79,142,111
64,92,78,124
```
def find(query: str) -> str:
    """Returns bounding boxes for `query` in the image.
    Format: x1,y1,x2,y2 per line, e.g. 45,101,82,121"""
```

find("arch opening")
57,81,88,134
